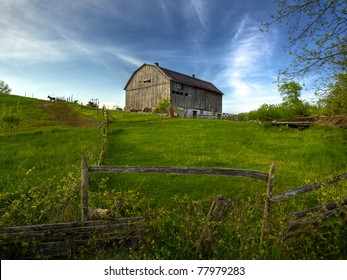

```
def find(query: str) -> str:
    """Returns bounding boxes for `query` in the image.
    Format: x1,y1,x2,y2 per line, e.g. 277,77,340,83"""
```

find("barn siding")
170,82,222,114
125,64,223,116
125,65,170,110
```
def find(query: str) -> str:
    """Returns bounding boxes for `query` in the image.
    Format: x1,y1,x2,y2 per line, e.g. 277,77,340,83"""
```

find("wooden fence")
81,158,275,258
0,218,143,259
2,153,344,258
262,171,347,241
0,160,274,259
81,158,274,221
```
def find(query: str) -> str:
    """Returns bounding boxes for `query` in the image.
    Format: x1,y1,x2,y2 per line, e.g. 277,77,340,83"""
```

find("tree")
279,81,302,105
0,80,12,94
278,81,309,116
320,73,347,114
264,0,347,90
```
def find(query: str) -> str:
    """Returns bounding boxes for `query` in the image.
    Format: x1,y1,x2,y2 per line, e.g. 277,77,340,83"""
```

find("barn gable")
124,63,223,117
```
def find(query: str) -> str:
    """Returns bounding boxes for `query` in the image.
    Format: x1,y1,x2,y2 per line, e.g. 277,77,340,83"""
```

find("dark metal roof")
158,65,223,95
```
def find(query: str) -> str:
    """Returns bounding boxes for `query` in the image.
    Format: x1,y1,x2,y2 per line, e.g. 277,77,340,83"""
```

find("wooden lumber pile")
271,121,311,129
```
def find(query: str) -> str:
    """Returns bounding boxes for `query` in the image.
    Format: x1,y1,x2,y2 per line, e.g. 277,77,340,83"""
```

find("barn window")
176,83,183,90
140,79,151,85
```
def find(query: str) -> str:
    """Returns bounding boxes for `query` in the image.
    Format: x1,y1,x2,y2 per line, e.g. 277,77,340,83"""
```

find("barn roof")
157,65,223,95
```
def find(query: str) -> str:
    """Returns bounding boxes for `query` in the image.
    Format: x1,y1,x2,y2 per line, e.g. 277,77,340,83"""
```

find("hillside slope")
0,94,101,132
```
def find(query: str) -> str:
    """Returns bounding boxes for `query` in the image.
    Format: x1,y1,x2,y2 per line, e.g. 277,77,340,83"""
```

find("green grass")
0,94,104,225
1,96,347,259
92,112,347,260
95,112,347,207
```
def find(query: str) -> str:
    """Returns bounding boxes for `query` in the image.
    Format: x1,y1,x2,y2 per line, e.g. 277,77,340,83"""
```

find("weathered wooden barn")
124,63,223,118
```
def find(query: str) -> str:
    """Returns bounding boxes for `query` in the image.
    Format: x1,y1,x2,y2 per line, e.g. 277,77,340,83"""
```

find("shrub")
1,103,23,131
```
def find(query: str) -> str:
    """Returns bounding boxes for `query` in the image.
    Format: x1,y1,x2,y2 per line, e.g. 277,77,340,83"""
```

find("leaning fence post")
106,109,109,130
81,157,89,221
197,194,231,258
260,162,275,248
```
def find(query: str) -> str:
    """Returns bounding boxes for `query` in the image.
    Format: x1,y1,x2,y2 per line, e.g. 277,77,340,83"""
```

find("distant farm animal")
47,95,56,102
87,101,98,107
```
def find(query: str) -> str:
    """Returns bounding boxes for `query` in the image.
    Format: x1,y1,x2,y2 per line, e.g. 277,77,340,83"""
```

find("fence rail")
88,165,269,180
271,172,347,202
81,157,272,221
0,218,143,259
83,158,275,258
263,171,347,240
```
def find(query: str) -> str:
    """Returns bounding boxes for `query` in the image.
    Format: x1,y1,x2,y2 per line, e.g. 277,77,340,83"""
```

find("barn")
124,63,223,118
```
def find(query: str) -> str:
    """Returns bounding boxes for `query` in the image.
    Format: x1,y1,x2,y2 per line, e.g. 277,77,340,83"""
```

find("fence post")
197,194,231,258
81,157,89,221
260,162,275,248
106,109,109,130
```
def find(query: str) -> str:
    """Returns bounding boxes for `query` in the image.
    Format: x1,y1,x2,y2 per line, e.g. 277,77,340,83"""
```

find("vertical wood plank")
106,109,109,130
81,157,89,221
197,194,231,258
261,163,275,248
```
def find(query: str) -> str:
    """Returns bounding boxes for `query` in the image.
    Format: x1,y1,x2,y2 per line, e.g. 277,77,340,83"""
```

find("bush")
157,98,171,113
1,103,23,131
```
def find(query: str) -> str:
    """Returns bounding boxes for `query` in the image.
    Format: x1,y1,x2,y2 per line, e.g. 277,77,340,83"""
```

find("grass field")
0,95,104,225
1,94,347,259
95,112,347,204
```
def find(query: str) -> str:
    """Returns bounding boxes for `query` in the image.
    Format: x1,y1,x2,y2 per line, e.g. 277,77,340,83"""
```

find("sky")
0,0,314,113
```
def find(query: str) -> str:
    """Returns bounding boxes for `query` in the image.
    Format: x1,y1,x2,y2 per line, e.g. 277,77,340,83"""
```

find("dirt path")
40,102,100,127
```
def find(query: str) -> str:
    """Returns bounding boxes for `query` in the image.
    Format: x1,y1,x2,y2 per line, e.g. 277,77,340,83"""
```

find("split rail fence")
262,171,347,242
2,154,345,259
81,159,275,259
0,159,275,259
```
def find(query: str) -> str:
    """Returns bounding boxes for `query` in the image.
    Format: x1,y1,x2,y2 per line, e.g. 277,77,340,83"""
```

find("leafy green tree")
264,0,347,90
278,81,309,116
0,80,12,94
320,73,347,114
278,81,302,105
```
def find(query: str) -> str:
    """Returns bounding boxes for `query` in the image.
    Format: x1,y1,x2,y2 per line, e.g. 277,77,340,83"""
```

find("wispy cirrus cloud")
220,14,280,112
188,0,208,30
102,47,143,67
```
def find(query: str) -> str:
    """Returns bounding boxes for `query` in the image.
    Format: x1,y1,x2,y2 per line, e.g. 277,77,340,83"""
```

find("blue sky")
0,0,312,113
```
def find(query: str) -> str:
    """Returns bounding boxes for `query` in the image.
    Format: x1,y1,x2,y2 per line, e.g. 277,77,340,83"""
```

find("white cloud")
220,14,280,112
102,47,143,67
188,0,208,30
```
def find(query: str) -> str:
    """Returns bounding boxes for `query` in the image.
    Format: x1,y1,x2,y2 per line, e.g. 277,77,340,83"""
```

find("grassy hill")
0,95,105,224
1,94,347,259
96,112,346,202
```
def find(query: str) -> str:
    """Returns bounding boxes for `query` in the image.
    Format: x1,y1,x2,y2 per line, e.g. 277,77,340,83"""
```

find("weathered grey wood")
0,218,143,242
97,121,106,129
271,172,347,202
285,206,347,235
0,218,143,259
125,64,223,115
271,121,311,125
260,163,275,246
0,218,143,233
88,165,269,181
288,198,347,219
197,195,231,258
271,121,311,128
81,157,89,221
106,109,109,130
